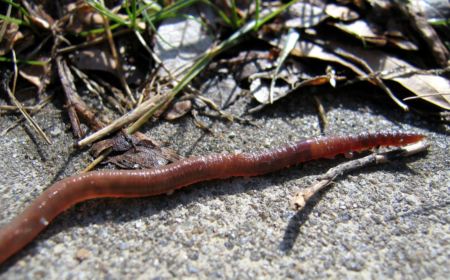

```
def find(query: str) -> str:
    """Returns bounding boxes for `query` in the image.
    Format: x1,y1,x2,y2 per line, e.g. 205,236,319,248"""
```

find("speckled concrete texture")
0,87,449,279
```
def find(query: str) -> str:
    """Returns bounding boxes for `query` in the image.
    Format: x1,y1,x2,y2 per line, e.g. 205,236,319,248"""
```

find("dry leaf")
0,22,20,56
69,48,117,75
21,0,54,30
201,75,243,109
325,4,359,21
331,20,387,46
105,146,182,169
395,0,449,67
65,4,103,33
278,2,328,28
92,133,184,169
154,3,215,79
19,56,51,88
164,100,192,120
336,44,450,109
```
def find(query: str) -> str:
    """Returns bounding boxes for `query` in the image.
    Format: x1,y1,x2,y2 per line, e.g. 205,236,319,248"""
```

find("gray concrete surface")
0,86,449,279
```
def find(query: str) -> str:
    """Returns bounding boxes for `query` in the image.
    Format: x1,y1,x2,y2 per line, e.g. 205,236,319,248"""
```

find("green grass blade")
148,0,199,21
157,13,215,41
86,1,129,27
77,22,121,36
127,0,300,132
229,0,239,29
0,14,30,26
1,0,30,17
253,0,260,31
126,52,214,134
136,1,161,15
139,2,176,48
131,0,137,28
0,57,47,65
199,0,232,27
255,0,297,29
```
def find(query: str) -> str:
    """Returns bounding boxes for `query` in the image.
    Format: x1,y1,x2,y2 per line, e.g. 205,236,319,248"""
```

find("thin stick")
313,95,327,124
403,92,450,101
0,105,62,112
57,29,133,54
80,147,112,173
77,90,172,147
7,50,52,144
290,140,431,211
0,96,53,136
101,13,136,104
5,87,52,145
134,30,173,77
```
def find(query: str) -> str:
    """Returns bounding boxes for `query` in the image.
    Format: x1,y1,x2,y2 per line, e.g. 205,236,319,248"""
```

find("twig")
310,39,409,111
77,90,172,147
313,95,327,124
0,4,12,42
56,56,83,139
80,147,112,173
56,29,133,54
0,96,53,136
7,50,52,144
5,86,52,145
57,57,107,139
101,13,136,104
403,92,450,101
191,109,215,135
0,105,61,112
290,140,431,211
345,65,450,86
196,95,234,122
134,30,173,77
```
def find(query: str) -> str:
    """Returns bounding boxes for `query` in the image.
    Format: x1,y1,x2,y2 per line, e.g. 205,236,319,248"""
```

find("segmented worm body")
0,131,426,264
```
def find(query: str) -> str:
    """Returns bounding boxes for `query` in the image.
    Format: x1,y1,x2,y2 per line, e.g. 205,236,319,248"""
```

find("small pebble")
76,249,91,261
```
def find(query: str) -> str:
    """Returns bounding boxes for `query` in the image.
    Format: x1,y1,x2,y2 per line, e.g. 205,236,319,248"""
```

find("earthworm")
0,131,426,264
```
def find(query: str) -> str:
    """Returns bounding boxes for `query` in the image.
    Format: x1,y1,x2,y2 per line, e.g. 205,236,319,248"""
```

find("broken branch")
291,140,430,211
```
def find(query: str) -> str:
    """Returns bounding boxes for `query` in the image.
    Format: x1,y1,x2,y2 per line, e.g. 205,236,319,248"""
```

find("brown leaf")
392,74,450,109
0,22,20,56
386,38,418,51
268,33,450,110
19,56,51,88
92,132,184,169
306,40,450,110
333,44,450,110
201,74,243,109
164,100,192,120
21,0,54,30
105,146,182,169
395,0,449,67
330,20,418,50
291,40,366,76
65,4,103,33
277,2,328,29
91,133,141,158
69,47,117,75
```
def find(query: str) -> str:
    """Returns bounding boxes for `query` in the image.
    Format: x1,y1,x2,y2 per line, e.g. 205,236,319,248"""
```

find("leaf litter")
0,0,449,170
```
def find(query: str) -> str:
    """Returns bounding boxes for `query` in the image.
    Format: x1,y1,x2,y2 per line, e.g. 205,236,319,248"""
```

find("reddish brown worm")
0,131,426,264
